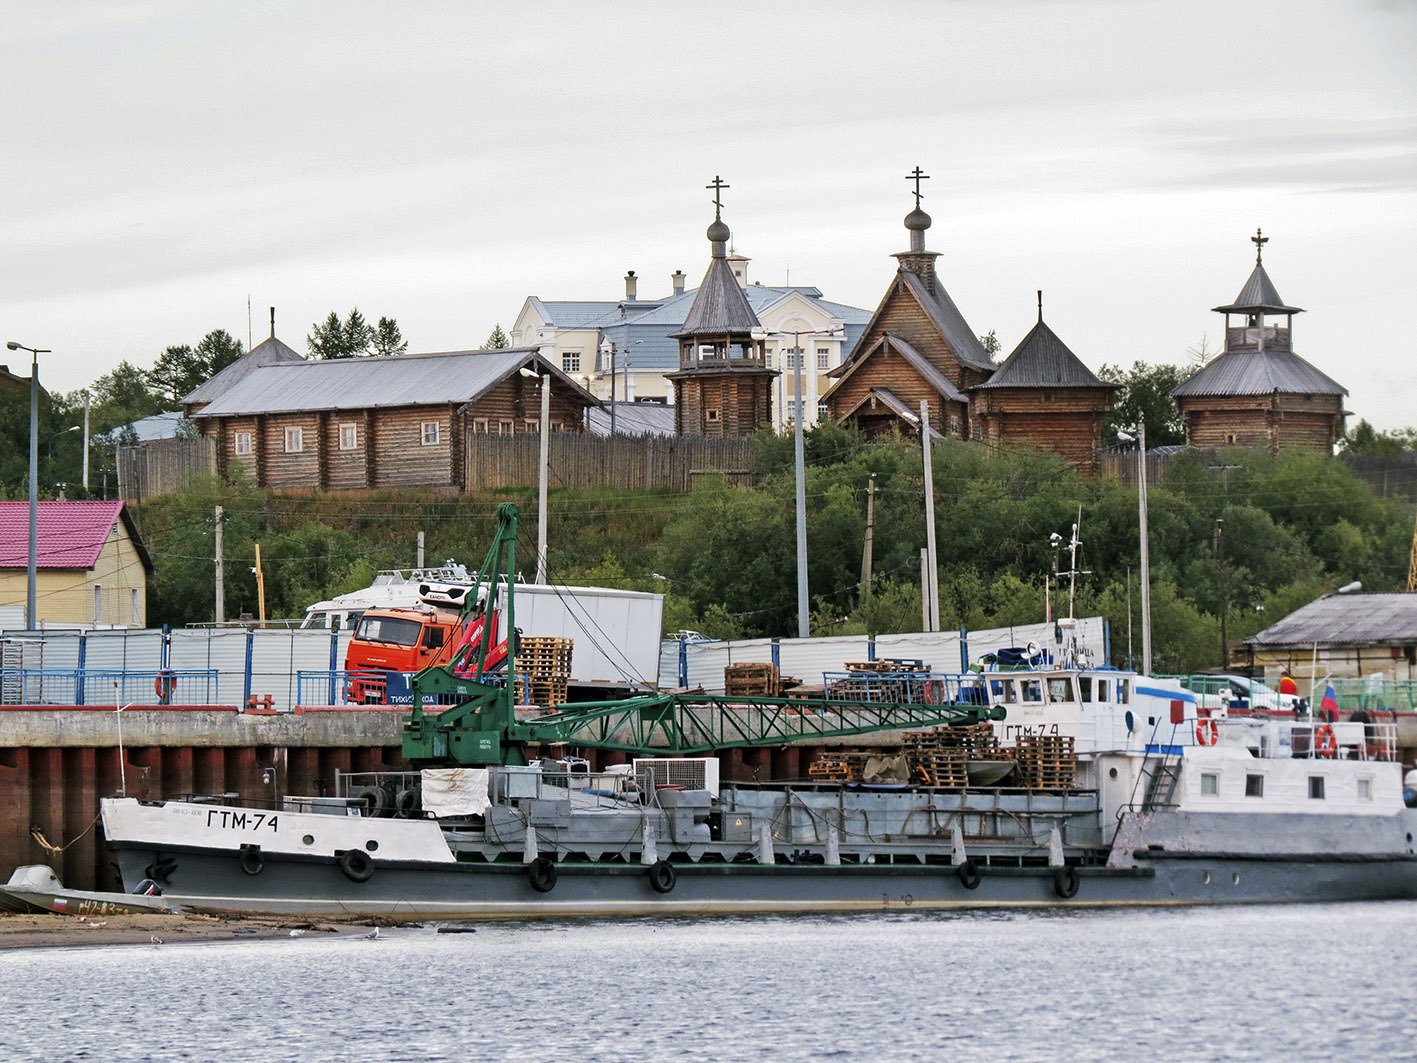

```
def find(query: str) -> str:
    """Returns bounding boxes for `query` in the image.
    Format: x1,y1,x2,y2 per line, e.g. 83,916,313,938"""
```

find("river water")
3,904,1414,1062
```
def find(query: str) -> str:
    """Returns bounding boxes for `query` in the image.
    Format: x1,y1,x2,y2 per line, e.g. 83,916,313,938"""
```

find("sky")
2,0,1415,429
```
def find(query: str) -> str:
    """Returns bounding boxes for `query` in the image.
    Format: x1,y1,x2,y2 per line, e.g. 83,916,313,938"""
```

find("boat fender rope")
956,859,982,891
647,859,677,894
1195,719,1219,746
339,848,374,883
1053,866,1080,899
527,857,557,893
1315,724,1338,759
239,844,264,876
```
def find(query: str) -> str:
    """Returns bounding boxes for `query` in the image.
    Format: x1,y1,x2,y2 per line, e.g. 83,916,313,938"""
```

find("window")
1047,677,1072,702
765,352,774,369
354,615,423,647
93,585,103,624
130,588,140,627
706,409,721,423
284,427,303,453
1200,773,1219,796
498,421,514,435
1022,679,1044,703
1078,677,1093,702
524,420,539,434
1227,434,1237,444
786,347,803,370
1117,680,1130,704
1357,777,1372,801
1308,776,1326,800
339,423,358,450
422,421,440,445
234,432,252,455
473,419,489,434
1042,391,1054,402
817,401,829,421
563,351,581,373
1245,774,1264,797
816,348,830,370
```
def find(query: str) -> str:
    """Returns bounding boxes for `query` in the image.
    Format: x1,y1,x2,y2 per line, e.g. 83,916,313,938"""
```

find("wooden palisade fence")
465,432,756,492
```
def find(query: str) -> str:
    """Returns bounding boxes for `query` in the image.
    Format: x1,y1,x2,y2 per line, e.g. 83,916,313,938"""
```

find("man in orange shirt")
1279,671,1299,697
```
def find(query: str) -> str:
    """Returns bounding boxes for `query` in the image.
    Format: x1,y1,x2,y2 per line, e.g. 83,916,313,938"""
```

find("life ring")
527,857,558,893
647,859,677,894
154,670,176,702
1195,719,1219,746
1053,866,1080,899
339,849,374,883
923,680,945,705
239,844,264,876
1315,724,1338,759
956,859,982,891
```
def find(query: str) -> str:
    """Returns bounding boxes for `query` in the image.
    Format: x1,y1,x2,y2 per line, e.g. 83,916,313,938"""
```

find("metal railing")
820,671,989,706
295,670,467,708
0,668,220,707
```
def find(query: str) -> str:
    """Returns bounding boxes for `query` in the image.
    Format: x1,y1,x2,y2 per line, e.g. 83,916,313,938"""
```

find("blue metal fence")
0,669,220,707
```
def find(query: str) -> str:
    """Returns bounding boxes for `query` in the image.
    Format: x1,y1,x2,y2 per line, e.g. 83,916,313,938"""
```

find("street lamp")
598,338,644,435
1117,424,1151,675
7,340,51,630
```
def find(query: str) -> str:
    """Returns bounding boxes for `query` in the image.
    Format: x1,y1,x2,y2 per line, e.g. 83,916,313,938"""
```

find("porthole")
366,840,380,852
302,834,315,846
1108,768,1118,779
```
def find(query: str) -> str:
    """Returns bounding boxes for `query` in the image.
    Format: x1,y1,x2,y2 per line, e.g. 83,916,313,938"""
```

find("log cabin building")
823,171,1116,470
191,348,597,491
1170,231,1347,455
968,296,1119,476
666,178,777,437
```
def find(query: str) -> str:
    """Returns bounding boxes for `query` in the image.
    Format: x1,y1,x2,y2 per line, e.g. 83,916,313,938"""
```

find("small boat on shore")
1,864,180,918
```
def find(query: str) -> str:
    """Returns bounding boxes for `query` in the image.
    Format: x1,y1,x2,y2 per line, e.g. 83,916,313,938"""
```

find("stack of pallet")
725,662,779,696
807,751,873,782
519,636,573,706
900,727,970,788
1012,734,1076,789
829,659,931,702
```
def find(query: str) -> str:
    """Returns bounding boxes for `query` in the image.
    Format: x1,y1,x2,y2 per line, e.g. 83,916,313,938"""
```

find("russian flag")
1321,684,1339,716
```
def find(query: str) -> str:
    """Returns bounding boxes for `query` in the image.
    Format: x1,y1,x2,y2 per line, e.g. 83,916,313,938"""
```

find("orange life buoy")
1195,719,1219,746
924,680,945,705
1315,724,1338,758
154,670,175,701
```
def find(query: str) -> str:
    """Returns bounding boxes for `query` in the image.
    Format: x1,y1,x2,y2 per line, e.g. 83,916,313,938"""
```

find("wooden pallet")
1012,734,1076,788
725,662,779,696
519,637,574,681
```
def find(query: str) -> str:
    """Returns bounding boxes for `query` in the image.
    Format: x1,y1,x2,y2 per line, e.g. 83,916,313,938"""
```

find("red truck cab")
345,601,506,703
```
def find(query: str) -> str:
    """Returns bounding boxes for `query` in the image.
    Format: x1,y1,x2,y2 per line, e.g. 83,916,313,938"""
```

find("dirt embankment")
0,910,376,951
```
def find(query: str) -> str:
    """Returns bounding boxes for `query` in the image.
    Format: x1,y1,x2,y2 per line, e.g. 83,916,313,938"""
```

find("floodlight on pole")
8,341,51,630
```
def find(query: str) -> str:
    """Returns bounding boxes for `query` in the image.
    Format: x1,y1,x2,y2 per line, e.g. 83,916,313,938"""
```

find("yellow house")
0,501,152,629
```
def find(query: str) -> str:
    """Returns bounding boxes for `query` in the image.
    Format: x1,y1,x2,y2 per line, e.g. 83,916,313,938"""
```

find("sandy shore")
0,910,383,951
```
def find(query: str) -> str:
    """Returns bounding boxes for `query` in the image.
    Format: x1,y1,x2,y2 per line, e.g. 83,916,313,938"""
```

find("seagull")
363,926,380,940
151,935,163,945
288,929,305,937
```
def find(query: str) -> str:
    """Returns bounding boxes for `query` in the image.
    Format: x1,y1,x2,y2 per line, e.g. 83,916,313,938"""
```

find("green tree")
89,360,165,434
148,329,244,404
482,324,510,349
308,309,376,359
371,316,408,357
1098,361,1189,446
979,330,1001,358
1341,419,1416,457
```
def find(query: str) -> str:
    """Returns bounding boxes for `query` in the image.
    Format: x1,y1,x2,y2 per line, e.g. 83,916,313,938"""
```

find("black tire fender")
956,859,981,890
339,848,374,883
239,844,264,876
1053,866,1080,899
527,857,558,893
647,859,677,894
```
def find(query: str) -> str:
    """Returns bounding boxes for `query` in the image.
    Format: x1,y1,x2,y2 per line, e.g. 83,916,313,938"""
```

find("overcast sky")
3,0,1414,429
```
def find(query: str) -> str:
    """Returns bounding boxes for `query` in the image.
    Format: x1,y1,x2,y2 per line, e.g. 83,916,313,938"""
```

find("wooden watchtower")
667,177,777,437
1171,230,1347,454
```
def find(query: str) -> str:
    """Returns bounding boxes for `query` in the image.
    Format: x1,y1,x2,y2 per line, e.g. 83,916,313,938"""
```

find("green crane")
401,504,1001,767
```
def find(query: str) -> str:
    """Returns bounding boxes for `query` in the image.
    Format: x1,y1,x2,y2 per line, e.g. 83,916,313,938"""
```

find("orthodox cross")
1252,227,1268,263
707,176,729,220
905,167,930,208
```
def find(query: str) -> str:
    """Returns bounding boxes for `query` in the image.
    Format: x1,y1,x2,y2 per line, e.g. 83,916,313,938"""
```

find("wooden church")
667,178,777,437
1170,230,1347,454
823,169,1116,471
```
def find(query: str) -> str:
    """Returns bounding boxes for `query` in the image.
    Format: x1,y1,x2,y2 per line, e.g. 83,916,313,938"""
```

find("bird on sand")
363,927,380,940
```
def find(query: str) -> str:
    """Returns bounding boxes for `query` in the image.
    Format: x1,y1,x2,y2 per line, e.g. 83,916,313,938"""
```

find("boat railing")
820,671,988,706
1278,719,1399,762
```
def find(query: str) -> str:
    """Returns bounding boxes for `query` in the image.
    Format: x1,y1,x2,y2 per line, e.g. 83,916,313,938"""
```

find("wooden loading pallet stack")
828,659,930,703
519,636,573,706
1013,734,1076,789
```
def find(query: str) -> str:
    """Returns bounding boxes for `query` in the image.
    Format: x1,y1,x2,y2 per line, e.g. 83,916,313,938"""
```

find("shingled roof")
671,214,761,338
1170,349,1346,398
1213,262,1303,316
974,319,1116,390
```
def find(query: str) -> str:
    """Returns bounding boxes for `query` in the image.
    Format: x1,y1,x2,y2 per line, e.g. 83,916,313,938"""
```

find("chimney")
672,270,685,296
269,306,276,339
624,270,637,302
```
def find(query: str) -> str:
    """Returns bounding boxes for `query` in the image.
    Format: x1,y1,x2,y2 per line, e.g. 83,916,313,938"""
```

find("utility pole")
1138,421,1152,676
860,475,875,596
253,542,267,625
919,400,939,631
214,505,225,626
416,530,425,569
82,391,90,492
535,375,551,583
1214,518,1227,668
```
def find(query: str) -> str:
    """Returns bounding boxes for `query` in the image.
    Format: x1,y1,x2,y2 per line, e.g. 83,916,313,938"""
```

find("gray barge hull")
110,842,1417,920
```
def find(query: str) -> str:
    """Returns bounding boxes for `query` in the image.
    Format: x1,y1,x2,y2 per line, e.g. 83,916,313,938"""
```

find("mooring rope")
30,812,102,854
